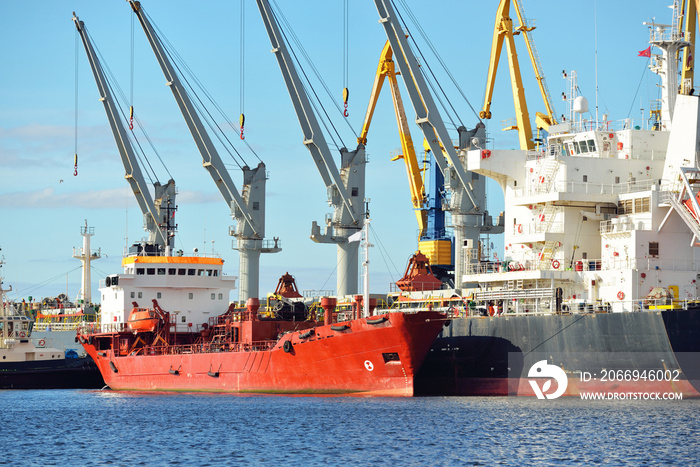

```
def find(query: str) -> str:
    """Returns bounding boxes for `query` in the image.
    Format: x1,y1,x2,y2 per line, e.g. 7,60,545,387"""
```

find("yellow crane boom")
359,41,427,237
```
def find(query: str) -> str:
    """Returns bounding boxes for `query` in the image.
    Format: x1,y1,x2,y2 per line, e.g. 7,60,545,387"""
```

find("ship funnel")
573,96,589,114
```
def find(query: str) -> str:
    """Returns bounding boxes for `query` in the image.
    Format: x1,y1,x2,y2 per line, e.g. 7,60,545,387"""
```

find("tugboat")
0,253,104,389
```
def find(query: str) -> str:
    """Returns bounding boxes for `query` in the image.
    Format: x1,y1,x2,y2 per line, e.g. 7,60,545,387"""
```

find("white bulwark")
100,254,237,333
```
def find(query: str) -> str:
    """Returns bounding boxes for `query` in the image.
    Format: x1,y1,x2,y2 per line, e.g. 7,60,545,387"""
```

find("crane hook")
239,113,245,140
343,87,349,117
73,154,78,177
129,106,134,130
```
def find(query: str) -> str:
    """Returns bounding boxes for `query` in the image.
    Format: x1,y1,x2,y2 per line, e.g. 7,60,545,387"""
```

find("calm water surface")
2,390,698,466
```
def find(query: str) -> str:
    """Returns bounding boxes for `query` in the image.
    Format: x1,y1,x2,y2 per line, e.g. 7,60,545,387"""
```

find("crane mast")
373,0,489,286
129,1,279,303
72,13,175,253
256,0,366,296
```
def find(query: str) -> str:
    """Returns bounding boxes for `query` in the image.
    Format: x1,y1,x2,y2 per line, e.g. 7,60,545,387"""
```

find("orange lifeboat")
127,303,160,334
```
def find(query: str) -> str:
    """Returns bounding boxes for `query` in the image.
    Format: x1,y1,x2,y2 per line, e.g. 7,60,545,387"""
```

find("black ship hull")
0,356,105,390
415,308,700,396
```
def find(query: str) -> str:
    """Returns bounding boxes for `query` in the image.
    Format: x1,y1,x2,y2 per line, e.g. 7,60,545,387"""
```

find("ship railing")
33,322,83,332
130,339,278,357
512,221,565,235
522,178,659,197
600,218,654,234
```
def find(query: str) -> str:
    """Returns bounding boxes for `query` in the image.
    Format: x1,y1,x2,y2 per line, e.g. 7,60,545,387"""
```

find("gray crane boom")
129,0,258,238
255,0,359,224
373,0,478,211
255,0,367,296
129,1,280,303
72,13,171,250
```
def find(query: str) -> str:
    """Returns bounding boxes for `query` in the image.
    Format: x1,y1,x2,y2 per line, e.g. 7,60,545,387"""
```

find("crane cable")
394,0,482,125
129,12,135,130
74,28,79,177
271,0,358,145
239,0,245,140
147,9,259,166
342,0,349,118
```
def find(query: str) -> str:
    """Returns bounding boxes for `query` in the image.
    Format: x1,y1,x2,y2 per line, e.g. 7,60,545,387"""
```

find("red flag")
638,46,651,57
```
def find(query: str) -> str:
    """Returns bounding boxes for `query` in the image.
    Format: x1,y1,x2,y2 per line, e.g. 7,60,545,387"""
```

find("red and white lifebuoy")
551,260,560,269
38,339,46,347
617,291,625,300
19,331,26,338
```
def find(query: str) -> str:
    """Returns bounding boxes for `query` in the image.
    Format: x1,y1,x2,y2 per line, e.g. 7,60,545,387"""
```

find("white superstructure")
460,9,700,313
100,254,237,333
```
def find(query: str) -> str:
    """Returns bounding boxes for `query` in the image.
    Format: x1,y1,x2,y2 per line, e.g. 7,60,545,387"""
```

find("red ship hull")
80,311,445,396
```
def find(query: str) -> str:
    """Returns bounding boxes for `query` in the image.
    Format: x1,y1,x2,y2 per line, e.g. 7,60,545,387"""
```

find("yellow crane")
480,0,557,150
358,41,428,237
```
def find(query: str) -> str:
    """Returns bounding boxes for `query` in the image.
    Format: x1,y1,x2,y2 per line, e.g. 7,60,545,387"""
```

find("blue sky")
0,0,669,303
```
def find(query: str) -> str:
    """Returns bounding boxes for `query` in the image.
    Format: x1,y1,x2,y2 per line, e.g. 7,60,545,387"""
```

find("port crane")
357,40,455,283
480,0,557,150
129,1,280,303
73,13,176,254
373,0,499,286
256,0,366,296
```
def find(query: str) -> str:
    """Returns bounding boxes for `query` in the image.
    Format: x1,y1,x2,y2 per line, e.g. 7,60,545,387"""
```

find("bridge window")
168,268,176,275
188,269,196,276
147,268,155,275
213,270,219,277
178,269,186,276
158,268,166,275
136,268,145,275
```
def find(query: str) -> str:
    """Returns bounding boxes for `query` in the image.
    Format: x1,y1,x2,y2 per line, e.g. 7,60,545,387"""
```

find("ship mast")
72,220,101,305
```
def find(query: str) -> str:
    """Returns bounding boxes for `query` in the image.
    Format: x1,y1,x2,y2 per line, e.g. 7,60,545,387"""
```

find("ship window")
574,141,581,154
130,292,135,298
213,270,219,277
147,268,155,275
182,316,187,323
178,269,186,276
211,293,215,300
582,175,588,182
158,268,166,275
253,201,260,211
198,269,204,276
168,268,176,275
136,268,145,275
206,269,213,276
188,269,196,276
352,187,359,196
138,292,143,299
188,293,194,299
649,242,659,257
587,139,596,152
619,199,633,215
218,293,223,300
582,252,588,259
634,197,650,213
157,292,162,299
513,180,517,187
615,176,620,184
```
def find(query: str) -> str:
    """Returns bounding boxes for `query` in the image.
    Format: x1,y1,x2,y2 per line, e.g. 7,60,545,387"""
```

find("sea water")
3,390,698,466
